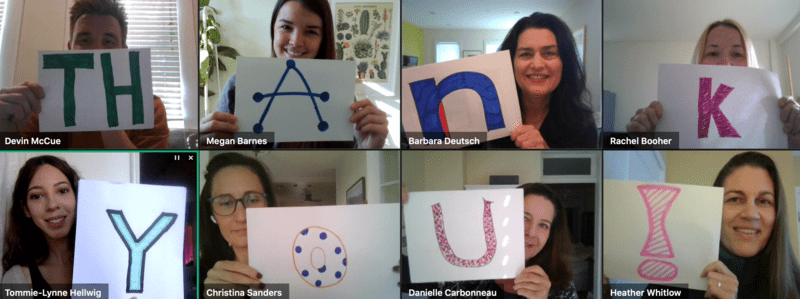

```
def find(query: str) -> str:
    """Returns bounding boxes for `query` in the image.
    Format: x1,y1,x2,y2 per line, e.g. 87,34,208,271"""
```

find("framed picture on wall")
331,1,398,95
573,25,586,65
347,177,366,204
463,50,482,58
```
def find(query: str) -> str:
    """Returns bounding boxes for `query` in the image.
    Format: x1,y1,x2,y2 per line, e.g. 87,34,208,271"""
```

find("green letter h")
101,52,144,127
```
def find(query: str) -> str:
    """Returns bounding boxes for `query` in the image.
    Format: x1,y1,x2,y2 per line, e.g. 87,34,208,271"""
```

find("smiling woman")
2,156,79,294
482,12,597,149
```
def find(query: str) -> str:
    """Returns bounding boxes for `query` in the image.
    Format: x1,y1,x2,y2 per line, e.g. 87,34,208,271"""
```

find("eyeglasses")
209,192,269,216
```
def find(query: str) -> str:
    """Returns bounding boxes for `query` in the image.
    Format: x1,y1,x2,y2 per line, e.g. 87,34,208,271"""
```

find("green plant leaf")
207,28,221,44
199,0,210,7
218,60,227,72
207,15,217,27
217,46,240,58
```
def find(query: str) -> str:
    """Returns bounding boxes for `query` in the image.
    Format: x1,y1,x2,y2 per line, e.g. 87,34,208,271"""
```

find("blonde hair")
691,19,758,68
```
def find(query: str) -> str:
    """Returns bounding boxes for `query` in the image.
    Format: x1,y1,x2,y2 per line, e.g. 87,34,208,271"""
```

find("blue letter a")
409,72,504,140
107,210,178,293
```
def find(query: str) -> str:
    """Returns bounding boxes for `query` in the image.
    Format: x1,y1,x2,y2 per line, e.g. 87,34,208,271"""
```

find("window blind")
0,0,6,42
120,0,182,122
436,42,459,63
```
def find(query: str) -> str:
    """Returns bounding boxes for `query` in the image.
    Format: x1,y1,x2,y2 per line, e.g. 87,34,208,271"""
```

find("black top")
642,245,771,299
434,279,578,299
27,259,61,299
464,109,598,149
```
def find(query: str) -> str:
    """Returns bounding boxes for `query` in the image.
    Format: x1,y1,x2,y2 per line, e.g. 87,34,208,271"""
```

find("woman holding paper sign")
414,183,578,299
494,12,597,149
2,156,79,294
200,153,276,298
199,0,389,149
626,19,800,148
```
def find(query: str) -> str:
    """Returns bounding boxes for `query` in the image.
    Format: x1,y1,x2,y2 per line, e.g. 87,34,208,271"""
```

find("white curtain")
177,0,198,129
0,0,24,87
0,153,28,280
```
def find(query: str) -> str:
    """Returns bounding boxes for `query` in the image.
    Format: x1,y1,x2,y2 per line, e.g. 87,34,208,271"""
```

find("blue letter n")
107,210,178,293
409,72,504,140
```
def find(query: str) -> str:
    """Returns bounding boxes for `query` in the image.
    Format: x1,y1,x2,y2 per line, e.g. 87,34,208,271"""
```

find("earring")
210,216,217,224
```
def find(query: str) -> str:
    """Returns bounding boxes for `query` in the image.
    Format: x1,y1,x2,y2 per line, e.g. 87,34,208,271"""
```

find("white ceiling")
255,151,343,183
402,0,579,30
605,0,800,42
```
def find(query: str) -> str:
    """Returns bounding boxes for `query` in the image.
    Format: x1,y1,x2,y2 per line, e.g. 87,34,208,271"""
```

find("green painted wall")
402,21,424,65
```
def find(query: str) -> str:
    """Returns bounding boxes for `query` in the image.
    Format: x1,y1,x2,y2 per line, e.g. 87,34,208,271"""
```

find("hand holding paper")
0,82,45,132
626,101,664,132
656,64,786,148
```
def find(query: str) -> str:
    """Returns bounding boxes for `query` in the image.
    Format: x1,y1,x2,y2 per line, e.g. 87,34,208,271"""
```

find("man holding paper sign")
0,0,169,149
626,20,799,149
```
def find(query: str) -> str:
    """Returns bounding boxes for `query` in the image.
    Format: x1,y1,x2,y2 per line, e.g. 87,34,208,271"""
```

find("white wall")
335,151,366,205
422,28,508,66
781,26,800,97
13,0,72,85
605,40,773,131
560,0,602,113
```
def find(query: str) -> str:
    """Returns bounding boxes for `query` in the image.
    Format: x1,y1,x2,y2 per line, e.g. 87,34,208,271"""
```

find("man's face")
68,14,125,50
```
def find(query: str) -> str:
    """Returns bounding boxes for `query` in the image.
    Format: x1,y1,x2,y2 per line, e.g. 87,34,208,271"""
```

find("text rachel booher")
609,136,672,145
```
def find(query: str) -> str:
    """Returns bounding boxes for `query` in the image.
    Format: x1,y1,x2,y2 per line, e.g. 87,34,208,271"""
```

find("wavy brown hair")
518,183,573,290
269,0,336,60
713,152,800,298
3,156,79,271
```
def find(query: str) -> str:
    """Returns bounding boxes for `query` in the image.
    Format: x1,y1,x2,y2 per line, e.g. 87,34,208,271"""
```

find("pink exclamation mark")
636,185,680,282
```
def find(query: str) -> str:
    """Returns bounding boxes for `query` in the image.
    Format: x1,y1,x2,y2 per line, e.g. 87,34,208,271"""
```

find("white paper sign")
235,57,355,142
657,64,786,148
73,180,186,298
38,49,154,132
401,51,522,147
247,203,399,298
603,180,723,290
404,189,525,283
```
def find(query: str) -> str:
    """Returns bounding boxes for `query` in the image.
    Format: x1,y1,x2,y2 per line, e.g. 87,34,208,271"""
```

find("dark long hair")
712,152,800,298
499,12,594,135
269,0,336,59
199,153,277,271
3,156,79,271
518,183,573,290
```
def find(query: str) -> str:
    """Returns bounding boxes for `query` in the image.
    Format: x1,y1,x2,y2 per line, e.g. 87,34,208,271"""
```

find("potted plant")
357,61,368,79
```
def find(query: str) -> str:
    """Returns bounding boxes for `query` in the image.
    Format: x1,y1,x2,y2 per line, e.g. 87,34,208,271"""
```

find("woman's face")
273,1,323,59
211,166,265,250
514,28,563,100
701,25,747,67
721,165,776,257
24,164,76,242
524,194,555,260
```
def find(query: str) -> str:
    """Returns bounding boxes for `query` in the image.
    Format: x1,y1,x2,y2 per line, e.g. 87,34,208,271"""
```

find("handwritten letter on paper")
404,189,524,283
401,51,522,146
235,57,355,142
73,180,186,298
604,180,722,290
247,204,399,298
657,64,785,148
38,49,154,132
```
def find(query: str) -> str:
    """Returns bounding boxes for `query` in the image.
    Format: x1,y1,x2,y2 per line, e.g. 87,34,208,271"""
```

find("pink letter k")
698,77,740,138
